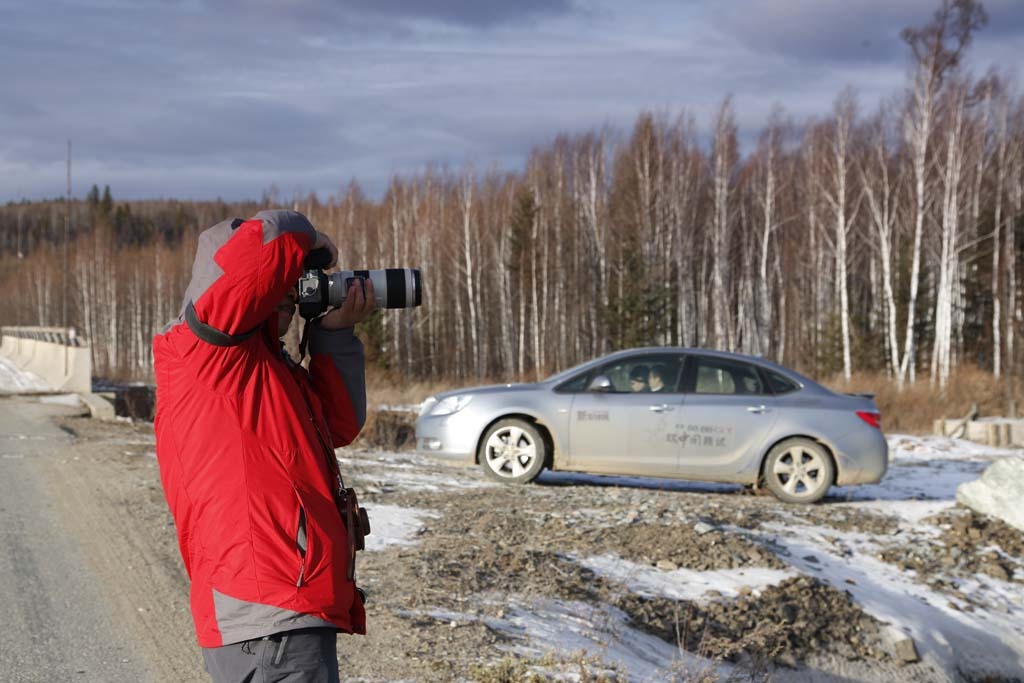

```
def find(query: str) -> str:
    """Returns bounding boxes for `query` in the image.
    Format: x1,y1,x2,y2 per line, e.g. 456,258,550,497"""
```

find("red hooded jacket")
153,210,366,647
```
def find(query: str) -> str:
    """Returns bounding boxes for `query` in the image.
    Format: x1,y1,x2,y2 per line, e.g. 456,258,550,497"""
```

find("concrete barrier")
0,326,91,394
934,417,1024,447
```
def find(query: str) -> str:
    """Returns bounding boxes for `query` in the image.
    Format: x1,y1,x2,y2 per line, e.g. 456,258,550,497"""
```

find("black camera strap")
297,317,312,362
184,301,259,347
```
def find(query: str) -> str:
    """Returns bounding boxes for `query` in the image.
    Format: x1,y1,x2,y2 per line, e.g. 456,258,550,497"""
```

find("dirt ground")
47,412,1024,683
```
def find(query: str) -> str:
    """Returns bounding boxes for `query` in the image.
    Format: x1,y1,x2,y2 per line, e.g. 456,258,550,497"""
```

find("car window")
764,368,800,394
555,371,592,393
596,355,683,393
686,356,767,395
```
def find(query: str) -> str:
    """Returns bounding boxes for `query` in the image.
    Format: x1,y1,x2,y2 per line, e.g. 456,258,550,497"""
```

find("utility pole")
63,139,71,329
16,209,23,259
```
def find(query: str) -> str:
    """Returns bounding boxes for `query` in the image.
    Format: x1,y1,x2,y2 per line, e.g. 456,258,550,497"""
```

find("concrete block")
965,421,988,443
0,332,91,394
1012,422,1024,447
78,392,116,420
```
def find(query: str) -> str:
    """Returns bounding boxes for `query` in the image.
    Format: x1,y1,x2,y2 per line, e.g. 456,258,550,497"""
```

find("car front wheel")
762,438,835,504
479,418,546,484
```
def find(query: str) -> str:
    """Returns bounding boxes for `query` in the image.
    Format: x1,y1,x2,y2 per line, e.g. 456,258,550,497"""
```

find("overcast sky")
3,0,1023,202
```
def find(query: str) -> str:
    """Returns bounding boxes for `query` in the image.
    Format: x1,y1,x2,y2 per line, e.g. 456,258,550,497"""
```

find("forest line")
0,1,1020,394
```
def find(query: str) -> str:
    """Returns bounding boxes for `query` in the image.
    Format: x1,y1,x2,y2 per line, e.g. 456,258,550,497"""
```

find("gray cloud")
2,0,1022,202
179,0,577,33
713,0,1024,65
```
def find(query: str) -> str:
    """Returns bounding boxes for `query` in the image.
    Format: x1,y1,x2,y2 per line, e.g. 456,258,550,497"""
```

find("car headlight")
419,396,438,417
429,395,473,416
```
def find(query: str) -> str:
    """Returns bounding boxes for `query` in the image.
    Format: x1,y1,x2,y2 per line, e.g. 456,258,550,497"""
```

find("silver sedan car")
415,348,888,503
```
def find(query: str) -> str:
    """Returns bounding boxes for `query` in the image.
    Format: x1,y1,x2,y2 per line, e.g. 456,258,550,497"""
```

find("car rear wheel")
763,438,835,504
479,418,546,484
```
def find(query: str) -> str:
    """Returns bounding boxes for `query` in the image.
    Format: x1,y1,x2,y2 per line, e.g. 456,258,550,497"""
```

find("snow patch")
0,355,50,392
338,451,496,492
843,499,955,525
576,552,795,602
419,599,727,682
361,504,439,552
38,393,82,407
765,521,1024,678
888,433,1022,462
957,457,1024,532
829,433,1023,503
375,403,420,414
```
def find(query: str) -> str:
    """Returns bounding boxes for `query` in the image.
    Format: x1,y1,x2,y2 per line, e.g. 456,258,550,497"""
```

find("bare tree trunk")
992,98,1009,377
710,99,737,350
931,85,967,388
900,61,937,387
859,110,903,378
459,176,481,378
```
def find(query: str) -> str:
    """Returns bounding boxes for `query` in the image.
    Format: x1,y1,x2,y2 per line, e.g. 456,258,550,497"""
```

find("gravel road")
0,396,203,683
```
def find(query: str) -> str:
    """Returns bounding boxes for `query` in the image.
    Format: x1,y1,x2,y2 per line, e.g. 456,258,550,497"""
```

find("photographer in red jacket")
153,210,374,683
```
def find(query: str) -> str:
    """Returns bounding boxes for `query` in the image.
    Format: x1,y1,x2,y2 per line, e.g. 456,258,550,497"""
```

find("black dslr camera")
298,248,423,320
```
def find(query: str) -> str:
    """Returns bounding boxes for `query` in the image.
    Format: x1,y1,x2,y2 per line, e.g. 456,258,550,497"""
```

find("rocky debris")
332,446,1019,678
358,483,896,675
386,487,788,574
878,507,1022,586
693,521,716,535
881,626,920,664
794,506,900,536
956,457,1024,532
616,576,891,667
594,522,786,571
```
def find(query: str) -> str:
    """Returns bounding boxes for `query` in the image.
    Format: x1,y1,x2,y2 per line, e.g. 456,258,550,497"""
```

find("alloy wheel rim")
772,446,826,497
485,426,537,478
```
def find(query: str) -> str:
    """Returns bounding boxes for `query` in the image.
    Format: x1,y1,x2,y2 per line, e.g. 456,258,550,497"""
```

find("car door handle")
649,404,674,413
746,405,770,414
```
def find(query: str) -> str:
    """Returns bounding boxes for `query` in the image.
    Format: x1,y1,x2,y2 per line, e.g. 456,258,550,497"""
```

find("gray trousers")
202,628,340,683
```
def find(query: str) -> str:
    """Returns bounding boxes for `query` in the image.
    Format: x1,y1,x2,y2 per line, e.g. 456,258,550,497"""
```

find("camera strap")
297,317,312,363
184,301,259,347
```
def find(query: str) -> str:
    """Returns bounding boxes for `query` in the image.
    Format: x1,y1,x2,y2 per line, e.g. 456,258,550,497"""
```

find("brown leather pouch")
336,487,371,580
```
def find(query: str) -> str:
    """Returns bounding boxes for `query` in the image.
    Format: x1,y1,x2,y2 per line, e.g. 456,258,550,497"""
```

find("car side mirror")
587,374,612,392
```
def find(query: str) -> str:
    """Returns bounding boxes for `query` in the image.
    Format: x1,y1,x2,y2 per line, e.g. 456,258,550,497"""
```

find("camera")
298,248,422,320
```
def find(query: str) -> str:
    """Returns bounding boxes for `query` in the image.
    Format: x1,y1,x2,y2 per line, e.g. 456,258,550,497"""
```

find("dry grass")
823,364,1021,434
354,408,417,450
364,367,517,409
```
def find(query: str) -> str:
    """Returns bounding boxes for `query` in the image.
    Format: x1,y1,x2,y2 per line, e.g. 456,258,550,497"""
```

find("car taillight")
856,411,881,429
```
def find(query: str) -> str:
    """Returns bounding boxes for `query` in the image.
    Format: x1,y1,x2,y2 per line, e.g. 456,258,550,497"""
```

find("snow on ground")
376,403,421,414
39,393,82,407
0,354,50,392
576,552,795,603
763,520,1024,677
760,434,1024,676
495,598,726,682
888,433,1023,461
831,432,1022,505
419,599,727,682
361,503,440,552
338,451,497,492
354,431,1024,679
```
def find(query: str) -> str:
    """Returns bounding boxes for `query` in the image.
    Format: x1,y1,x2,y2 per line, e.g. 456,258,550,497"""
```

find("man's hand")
320,278,376,330
312,231,338,269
